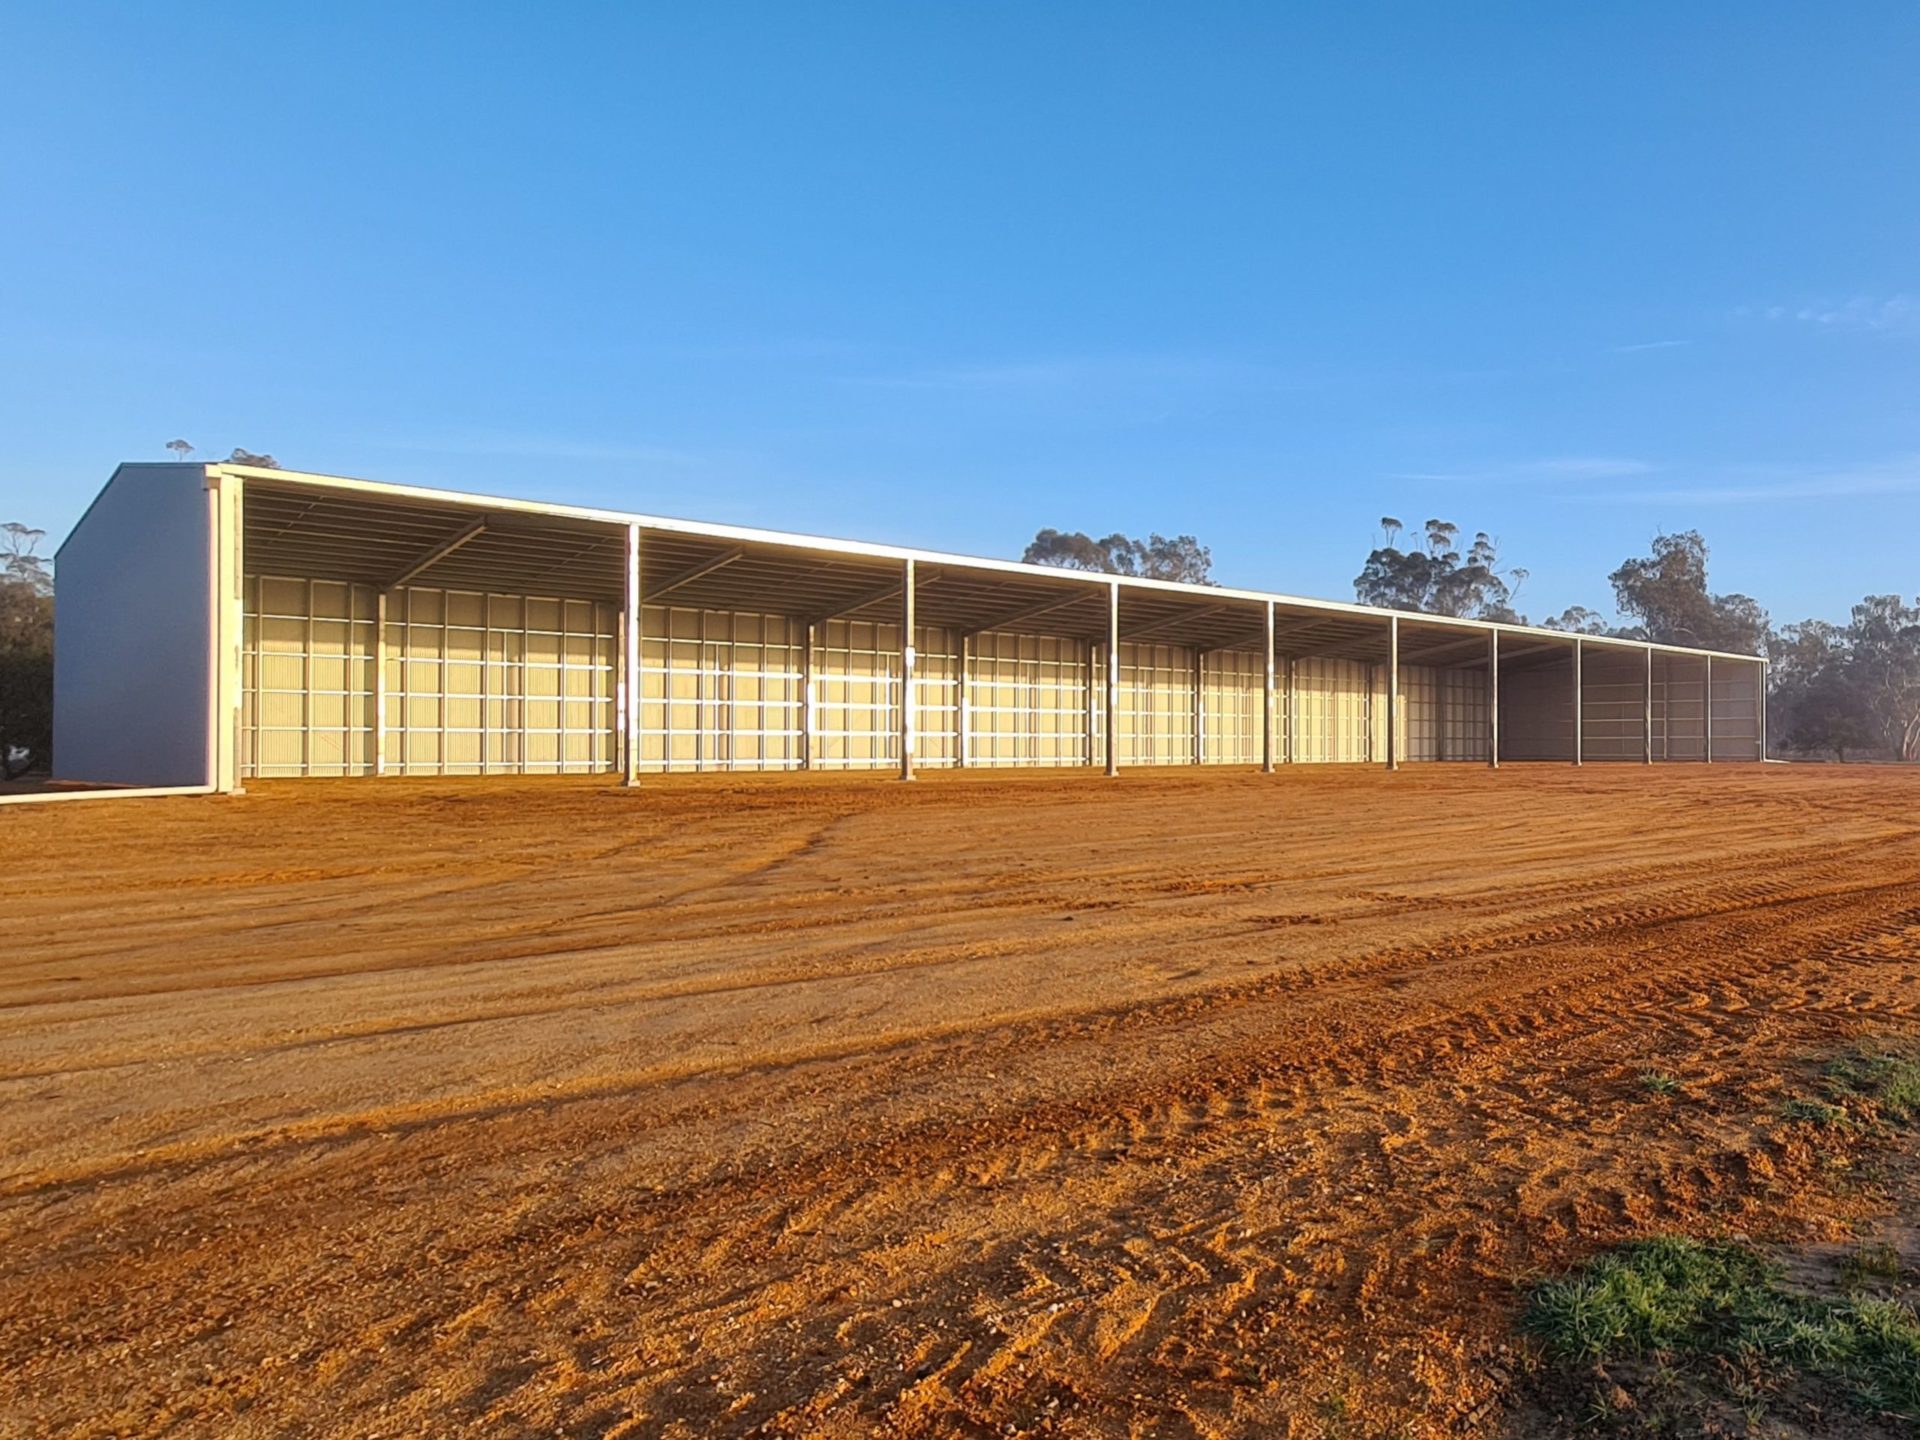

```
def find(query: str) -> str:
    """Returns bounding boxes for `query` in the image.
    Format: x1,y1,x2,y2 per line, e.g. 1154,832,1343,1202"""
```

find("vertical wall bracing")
235,574,1765,780
1261,603,1276,774
1488,629,1501,768
1644,646,1654,765
1386,617,1400,770
900,560,916,780
623,523,640,786
231,596,1767,782
1104,583,1119,777
1571,638,1584,767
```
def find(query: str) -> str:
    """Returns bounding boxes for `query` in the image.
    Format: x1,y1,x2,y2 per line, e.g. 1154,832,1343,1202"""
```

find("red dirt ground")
1,764,1916,1438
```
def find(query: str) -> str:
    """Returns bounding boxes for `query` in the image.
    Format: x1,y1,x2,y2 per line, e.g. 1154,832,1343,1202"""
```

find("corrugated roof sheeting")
237,473,1755,672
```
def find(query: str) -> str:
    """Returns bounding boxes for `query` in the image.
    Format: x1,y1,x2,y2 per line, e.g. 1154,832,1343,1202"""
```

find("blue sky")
4,4,1916,625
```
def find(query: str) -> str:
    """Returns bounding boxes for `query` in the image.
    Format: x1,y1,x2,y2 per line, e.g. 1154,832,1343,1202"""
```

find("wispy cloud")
1595,455,1920,506
1395,451,1920,507
1530,457,1658,479
1388,456,1656,484
837,353,1300,395
1743,295,1920,334
1611,339,1690,354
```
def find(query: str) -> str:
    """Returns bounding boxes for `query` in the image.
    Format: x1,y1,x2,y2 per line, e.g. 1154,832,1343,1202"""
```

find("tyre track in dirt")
609,874,1920,1436
0,833,1902,1199
3,766,1919,1438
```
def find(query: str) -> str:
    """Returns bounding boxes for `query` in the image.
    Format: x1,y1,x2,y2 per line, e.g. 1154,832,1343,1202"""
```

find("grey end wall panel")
54,464,216,785
1660,655,1708,761
1438,667,1492,762
1499,658,1575,761
1710,660,1763,760
1578,648,1650,762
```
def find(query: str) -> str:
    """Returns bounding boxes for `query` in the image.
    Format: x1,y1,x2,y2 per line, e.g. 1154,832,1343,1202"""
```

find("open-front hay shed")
53,463,1767,789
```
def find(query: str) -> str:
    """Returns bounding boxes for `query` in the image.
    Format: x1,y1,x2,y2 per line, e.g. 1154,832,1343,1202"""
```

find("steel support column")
1662,656,1671,759
799,623,815,771
1192,649,1205,765
899,559,916,780
1488,628,1500,769
1757,659,1768,761
955,632,971,769
1366,664,1376,763
1643,646,1654,764
1386,616,1399,771
1261,601,1276,774
374,591,389,776
1571,637,1584,766
1085,639,1098,766
1285,655,1296,764
1704,655,1713,764
207,470,245,793
1105,581,1120,777
623,522,640,786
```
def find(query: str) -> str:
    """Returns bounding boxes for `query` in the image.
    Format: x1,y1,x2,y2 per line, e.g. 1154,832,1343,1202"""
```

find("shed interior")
236,476,1763,779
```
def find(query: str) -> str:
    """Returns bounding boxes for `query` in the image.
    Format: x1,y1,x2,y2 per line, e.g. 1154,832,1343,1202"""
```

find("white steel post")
1285,655,1296,764
249,574,263,775
1644,646,1654,764
623,523,641,786
1757,659,1768,761
478,596,490,777
1366,664,1376,763
613,613,627,780
302,579,315,777
1571,637,1584,766
899,559,916,780
1192,649,1205,765
1662,655,1671,760
1704,655,1713,764
374,591,389,776
1085,638,1098,766
206,470,245,793
956,632,971,768
1488,628,1500,769
1105,580,1120,778
800,623,815,770
1262,601,1275,774
1386,616,1399,771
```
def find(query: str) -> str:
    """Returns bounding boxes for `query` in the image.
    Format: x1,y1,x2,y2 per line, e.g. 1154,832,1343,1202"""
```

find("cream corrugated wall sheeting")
244,578,621,777
968,631,1092,766
244,577,1511,778
245,577,379,776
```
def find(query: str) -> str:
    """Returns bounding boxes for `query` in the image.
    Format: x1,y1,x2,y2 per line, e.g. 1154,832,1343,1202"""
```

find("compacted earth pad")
2,764,1918,1437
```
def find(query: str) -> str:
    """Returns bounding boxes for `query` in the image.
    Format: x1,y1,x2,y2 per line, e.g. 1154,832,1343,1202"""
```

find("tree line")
0,524,53,779
1023,517,1917,762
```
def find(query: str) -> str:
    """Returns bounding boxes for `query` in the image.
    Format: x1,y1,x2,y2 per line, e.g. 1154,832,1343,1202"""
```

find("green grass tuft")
1842,1241,1905,1288
1523,1237,1920,1421
1524,1237,1773,1361
1823,1048,1920,1123
1780,1096,1851,1128
1638,1070,1680,1095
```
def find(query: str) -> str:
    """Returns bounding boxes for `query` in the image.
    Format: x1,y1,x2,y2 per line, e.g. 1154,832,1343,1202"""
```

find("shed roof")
212,461,1764,668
